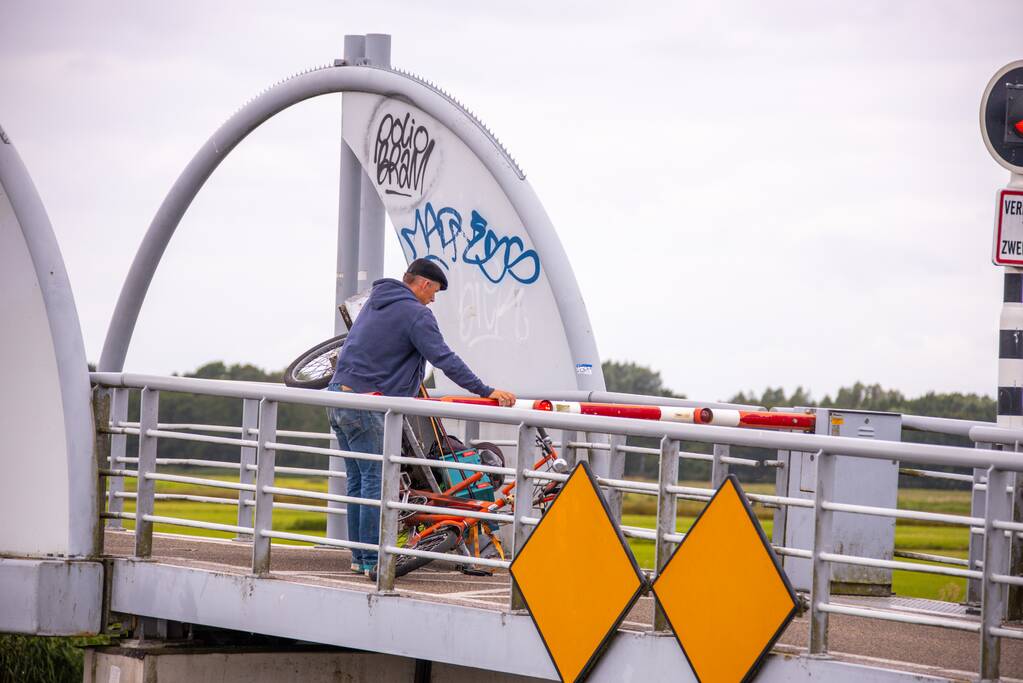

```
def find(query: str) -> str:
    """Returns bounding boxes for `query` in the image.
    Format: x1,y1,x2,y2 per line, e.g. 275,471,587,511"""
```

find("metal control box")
776,409,901,595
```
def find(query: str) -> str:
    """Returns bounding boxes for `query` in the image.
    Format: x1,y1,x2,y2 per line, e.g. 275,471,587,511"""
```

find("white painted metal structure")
96,57,605,398
0,123,102,637
0,125,97,558
88,372,1023,681
341,92,577,393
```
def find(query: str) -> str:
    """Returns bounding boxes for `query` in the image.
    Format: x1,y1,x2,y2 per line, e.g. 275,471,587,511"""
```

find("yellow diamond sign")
652,475,798,683
510,461,645,682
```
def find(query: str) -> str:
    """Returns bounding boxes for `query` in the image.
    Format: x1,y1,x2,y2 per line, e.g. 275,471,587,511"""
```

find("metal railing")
91,373,1023,680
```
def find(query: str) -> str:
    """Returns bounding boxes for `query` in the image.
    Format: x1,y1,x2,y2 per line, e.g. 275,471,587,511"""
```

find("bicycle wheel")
398,496,429,524
393,527,460,578
283,333,346,389
474,441,507,487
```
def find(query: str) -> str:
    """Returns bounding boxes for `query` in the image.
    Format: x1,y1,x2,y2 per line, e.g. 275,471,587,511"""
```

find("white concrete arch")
97,65,604,393
0,125,97,558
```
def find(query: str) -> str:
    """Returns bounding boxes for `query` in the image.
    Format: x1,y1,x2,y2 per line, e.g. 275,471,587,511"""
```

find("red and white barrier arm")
432,397,815,431
544,401,713,424
700,409,816,431
434,396,709,422
431,397,555,411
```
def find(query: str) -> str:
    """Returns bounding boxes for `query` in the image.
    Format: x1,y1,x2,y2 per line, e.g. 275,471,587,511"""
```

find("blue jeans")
326,383,384,568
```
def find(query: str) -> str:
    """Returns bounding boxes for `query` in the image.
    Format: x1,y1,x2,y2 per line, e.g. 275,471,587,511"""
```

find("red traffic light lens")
1015,120,1023,136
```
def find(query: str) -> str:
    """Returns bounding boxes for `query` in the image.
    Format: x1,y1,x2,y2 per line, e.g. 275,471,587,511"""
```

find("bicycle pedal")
458,565,492,577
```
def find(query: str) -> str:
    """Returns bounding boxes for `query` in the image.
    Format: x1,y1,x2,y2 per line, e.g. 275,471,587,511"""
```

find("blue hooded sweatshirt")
330,278,494,398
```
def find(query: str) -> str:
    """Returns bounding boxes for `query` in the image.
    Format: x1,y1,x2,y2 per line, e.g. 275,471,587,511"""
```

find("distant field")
110,471,973,602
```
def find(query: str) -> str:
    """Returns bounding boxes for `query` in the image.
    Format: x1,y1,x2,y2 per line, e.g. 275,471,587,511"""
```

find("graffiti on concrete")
459,281,530,347
374,111,435,198
399,203,540,285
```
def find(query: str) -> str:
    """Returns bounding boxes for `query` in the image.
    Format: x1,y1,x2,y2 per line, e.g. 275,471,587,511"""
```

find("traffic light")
982,63,1023,173
1004,83,1023,146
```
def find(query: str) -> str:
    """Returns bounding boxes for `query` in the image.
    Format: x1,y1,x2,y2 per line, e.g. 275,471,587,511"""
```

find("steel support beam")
510,423,536,611
654,435,679,632
980,466,1012,680
810,451,834,655
235,398,259,537
105,387,129,528
356,34,390,293
376,410,402,593
251,399,278,575
711,443,729,489
134,388,159,558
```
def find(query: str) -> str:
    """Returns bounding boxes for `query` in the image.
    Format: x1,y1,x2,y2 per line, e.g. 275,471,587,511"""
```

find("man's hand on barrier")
489,389,516,407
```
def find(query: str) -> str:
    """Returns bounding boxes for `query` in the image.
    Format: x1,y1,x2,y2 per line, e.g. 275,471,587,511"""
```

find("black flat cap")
406,258,448,290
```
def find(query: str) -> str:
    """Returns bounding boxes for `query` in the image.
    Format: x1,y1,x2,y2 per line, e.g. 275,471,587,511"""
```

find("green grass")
115,473,331,543
892,551,968,601
109,472,975,601
0,634,110,683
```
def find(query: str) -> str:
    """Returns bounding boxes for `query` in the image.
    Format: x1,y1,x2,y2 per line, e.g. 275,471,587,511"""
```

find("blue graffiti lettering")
399,203,463,269
462,211,540,285
399,203,541,285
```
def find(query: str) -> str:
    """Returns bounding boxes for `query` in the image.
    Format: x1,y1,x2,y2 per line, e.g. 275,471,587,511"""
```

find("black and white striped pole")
981,60,1023,620
1001,270,1023,428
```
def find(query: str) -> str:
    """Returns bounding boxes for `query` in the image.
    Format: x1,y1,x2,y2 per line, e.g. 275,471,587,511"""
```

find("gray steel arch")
98,65,604,391
0,127,98,556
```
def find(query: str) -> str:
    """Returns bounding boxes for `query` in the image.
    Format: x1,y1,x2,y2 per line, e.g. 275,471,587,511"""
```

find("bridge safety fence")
91,372,1023,681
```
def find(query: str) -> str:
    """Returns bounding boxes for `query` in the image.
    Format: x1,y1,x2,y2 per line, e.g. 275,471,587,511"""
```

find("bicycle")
387,426,566,579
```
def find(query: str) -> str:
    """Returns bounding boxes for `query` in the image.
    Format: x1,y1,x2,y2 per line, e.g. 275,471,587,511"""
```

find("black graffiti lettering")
374,112,435,195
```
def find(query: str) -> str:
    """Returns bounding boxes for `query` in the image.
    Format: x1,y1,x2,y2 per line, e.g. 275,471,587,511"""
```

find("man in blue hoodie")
326,258,516,575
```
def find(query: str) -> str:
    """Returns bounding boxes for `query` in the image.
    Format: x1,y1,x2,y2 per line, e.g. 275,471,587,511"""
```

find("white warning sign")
994,189,1023,266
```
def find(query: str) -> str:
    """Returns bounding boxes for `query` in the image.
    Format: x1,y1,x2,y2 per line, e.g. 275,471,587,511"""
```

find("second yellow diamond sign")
652,475,799,683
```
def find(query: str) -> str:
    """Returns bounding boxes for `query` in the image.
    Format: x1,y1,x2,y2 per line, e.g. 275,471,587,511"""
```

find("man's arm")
409,309,495,397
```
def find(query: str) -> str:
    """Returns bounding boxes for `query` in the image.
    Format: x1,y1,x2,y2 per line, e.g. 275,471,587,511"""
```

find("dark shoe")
458,564,493,577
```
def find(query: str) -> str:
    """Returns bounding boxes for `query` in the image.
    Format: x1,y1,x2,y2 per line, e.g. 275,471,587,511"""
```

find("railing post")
586,431,611,481
1009,452,1023,619
133,388,159,558
560,430,576,468
325,448,349,542
968,451,989,606
251,399,278,576
654,435,679,632
606,434,626,523
510,423,536,611
376,410,403,593
809,450,833,655
711,443,730,489
235,398,259,539
463,420,480,446
91,387,113,551
772,451,789,548
107,387,128,529
980,466,1012,680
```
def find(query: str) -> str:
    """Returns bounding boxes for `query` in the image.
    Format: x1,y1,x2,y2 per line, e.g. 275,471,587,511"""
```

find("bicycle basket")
439,448,496,502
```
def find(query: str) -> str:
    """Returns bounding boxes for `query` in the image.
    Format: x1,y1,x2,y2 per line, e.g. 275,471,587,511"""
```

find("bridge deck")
103,531,1023,679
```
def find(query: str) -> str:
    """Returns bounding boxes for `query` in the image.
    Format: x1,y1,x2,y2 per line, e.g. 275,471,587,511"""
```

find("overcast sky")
2,1,1020,402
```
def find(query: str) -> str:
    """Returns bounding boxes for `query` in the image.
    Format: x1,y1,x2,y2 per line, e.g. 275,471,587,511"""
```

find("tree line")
602,360,993,483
